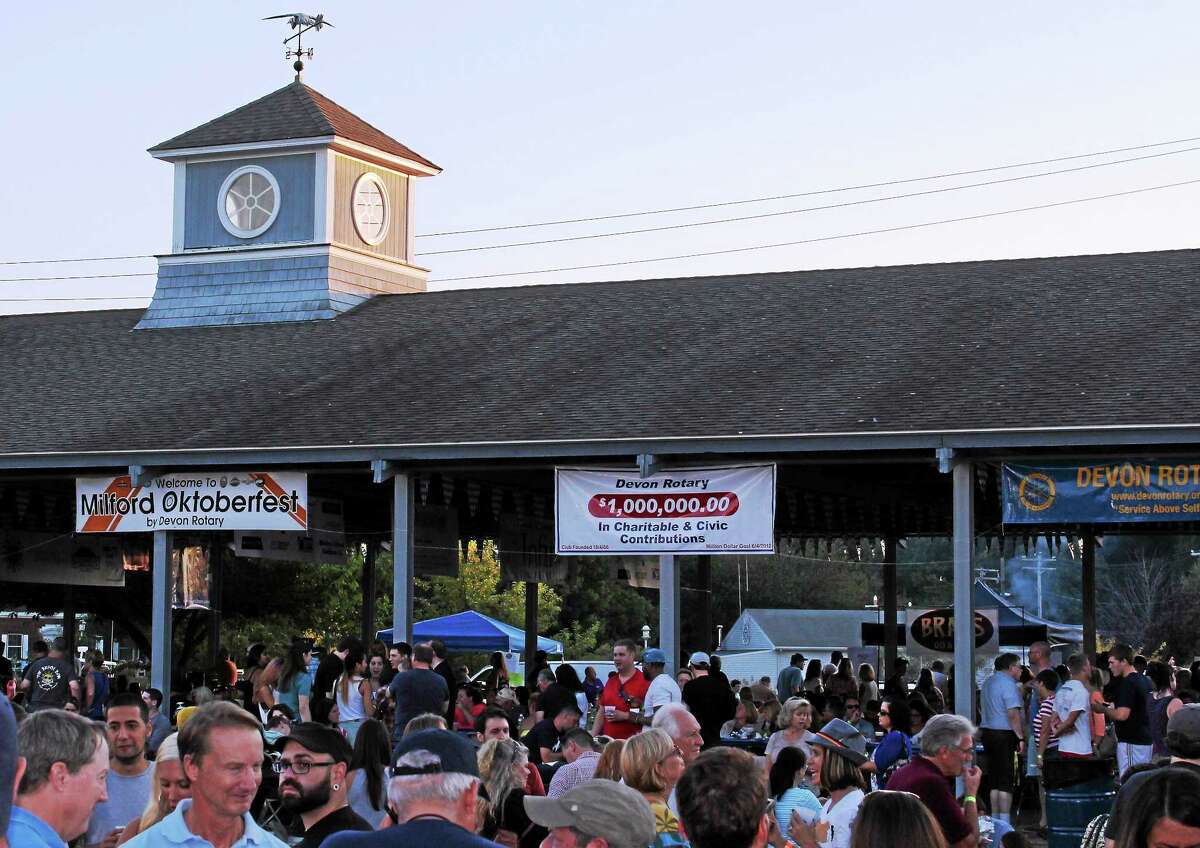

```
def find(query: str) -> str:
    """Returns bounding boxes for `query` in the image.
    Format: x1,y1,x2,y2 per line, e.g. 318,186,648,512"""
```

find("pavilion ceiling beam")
128,465,161,487
371,459,398,484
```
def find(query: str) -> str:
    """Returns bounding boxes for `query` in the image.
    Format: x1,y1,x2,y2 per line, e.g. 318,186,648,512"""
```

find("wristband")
963,795,977,805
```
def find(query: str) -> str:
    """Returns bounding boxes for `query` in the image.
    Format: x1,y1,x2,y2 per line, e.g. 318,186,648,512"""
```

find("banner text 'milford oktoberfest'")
1003,461,1200,524
77,472,308,533
555,464,776,554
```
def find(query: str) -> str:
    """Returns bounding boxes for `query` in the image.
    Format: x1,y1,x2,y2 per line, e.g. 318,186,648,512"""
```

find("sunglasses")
845,703,861,710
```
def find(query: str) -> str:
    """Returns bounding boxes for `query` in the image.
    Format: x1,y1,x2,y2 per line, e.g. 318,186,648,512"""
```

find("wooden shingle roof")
148,82,440,171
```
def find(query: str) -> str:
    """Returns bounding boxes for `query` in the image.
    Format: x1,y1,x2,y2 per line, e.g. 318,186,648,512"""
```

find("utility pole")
1018,544,1057,618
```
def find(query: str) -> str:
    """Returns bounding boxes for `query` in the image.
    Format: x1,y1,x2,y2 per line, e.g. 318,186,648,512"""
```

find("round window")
352,172,390,246
218,165,281,238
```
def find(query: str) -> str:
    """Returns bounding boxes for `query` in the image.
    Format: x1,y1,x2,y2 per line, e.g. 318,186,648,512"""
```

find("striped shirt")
1034,693,1058,751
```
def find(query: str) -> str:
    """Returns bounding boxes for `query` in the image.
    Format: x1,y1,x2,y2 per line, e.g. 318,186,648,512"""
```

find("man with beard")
86,693,153,848
122,702,286,847
276,723,371,848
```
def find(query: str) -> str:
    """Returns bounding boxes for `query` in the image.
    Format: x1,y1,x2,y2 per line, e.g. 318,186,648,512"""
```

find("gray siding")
184,154,316,249
723,612,775,651
332,154,409,260
136,251,424,329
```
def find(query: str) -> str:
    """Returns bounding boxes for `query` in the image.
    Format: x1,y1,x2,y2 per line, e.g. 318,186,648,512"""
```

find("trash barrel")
1044,758,1116,848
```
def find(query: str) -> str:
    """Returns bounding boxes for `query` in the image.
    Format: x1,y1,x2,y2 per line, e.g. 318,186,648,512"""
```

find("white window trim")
218,165,282,239
351,171,390,246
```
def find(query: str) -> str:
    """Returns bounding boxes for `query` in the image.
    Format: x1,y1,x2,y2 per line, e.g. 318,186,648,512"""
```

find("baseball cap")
391,729,480,777
275,722,354,764
1166,703,1200,754
524,780,656,848
642,648,667,664
688,651,710,668
811,718,868,765
0,695,16,835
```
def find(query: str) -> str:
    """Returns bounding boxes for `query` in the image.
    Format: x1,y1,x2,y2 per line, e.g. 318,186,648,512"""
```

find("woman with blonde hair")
621,728,687,847
766,697,817,767
116,733,190,844
594,737,626,781
477,737,547,848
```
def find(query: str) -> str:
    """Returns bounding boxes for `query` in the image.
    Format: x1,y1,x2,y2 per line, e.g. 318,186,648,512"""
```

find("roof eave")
148,134,440,176
148,136,335,161
7,422,1200,471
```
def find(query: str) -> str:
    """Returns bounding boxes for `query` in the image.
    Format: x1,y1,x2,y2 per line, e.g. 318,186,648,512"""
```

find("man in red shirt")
591,639,649,740
886,713,982,848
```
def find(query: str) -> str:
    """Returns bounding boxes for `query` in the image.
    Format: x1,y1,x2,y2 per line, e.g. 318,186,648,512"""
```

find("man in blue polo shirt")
0,694,21,848
7,709,110,848
123,702,286,847
979,652,1024,826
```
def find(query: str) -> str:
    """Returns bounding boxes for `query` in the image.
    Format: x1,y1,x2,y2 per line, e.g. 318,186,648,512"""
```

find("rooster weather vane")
263,12,334,81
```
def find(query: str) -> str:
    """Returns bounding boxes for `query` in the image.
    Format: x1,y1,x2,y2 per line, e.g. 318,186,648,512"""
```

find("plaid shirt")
547,751,602,798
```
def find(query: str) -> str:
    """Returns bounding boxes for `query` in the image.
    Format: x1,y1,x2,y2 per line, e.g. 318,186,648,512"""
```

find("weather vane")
263,12,334,81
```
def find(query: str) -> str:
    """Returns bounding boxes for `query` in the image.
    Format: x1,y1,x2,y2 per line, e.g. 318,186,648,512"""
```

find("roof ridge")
293,82,336,135
149,82,300,151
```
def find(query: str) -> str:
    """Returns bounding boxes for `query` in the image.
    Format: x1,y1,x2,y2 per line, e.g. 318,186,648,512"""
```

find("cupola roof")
148,81,440,174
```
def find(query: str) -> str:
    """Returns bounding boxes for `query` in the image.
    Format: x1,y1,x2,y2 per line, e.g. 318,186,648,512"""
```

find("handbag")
493,797,536,848
1095,724,1117,760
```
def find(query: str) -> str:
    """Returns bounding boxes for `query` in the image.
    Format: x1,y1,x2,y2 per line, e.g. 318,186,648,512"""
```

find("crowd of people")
3,634,1200,848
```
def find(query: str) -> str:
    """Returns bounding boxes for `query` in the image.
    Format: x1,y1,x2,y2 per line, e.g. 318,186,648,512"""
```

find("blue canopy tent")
376,610,564,654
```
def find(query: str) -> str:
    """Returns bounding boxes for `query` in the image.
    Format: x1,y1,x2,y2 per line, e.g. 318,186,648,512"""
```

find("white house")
715,608,881,684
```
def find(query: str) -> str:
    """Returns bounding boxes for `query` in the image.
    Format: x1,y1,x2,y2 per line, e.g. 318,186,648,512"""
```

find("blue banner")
1002,462,1200,524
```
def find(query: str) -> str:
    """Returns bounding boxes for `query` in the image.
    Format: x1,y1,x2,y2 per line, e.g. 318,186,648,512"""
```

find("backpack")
877,733,912,789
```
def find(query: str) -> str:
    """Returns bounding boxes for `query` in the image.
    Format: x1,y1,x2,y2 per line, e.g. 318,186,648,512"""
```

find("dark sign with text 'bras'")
908,607,998,654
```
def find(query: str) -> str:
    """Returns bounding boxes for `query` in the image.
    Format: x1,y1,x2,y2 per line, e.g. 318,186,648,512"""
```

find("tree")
414,540,562,634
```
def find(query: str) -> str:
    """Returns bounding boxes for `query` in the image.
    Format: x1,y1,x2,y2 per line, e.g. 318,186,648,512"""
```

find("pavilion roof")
3,247,1199,459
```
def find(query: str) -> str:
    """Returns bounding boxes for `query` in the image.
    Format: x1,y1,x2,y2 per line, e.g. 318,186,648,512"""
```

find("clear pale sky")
3,2,1199,314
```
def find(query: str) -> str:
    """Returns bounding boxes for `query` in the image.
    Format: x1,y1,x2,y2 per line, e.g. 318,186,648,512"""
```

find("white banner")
232,497,346,564
555,464,776,555
77,471,307,533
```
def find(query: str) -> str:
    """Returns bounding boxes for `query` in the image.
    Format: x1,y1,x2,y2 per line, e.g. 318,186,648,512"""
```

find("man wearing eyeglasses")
884,714,984,848
276,723,371,848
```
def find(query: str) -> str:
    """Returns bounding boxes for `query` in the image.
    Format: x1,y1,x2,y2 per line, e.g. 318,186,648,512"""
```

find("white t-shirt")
1054,679,1093,755
642,673,682,730
820,788,864,848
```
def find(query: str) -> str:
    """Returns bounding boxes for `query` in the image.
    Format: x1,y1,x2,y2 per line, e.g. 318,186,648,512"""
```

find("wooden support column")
1082,532,1097,659
696,555,713,651
883,535,899,678
524,582,539,670
151,530,173,695
361,541,379,646
207,539,223,668
952,462,976,720
392,474,415,646
659,554,680,675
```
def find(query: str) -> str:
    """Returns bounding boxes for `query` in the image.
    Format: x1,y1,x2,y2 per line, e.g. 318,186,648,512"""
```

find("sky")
3,2,1200,314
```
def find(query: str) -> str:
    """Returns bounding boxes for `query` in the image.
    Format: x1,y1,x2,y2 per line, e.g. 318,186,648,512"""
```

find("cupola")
135,82,440,329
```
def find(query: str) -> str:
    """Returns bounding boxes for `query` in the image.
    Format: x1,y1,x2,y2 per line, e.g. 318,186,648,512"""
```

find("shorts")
981,728,1020,792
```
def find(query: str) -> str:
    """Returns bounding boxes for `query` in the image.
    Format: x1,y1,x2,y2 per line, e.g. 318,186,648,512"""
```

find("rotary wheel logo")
1018,472,1056,512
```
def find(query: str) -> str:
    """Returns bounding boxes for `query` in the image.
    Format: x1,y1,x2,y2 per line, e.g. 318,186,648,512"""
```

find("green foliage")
414,540,562,633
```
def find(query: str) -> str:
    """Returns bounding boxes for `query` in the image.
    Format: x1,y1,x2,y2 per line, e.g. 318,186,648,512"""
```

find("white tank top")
336,675,368,721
